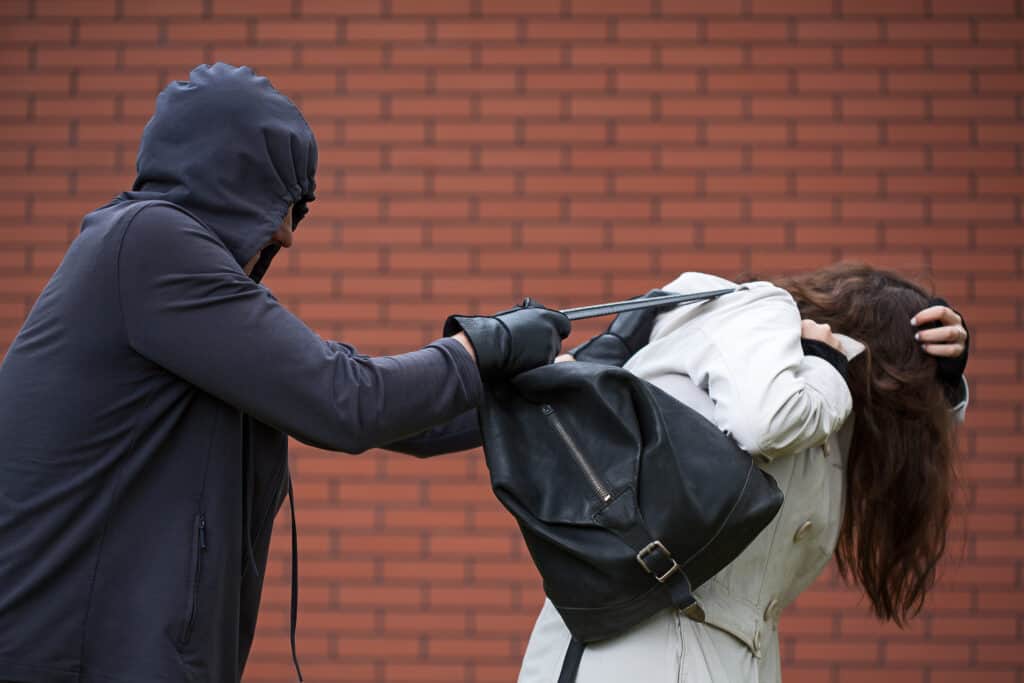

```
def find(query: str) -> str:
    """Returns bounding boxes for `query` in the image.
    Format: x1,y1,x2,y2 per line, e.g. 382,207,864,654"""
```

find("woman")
518,263,969,682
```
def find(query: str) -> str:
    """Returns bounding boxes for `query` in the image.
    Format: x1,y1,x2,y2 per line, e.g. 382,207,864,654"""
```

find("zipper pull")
199,516,207,550
541,404,554,415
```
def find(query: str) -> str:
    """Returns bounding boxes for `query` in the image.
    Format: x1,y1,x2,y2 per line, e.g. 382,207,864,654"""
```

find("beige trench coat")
518,272,863,683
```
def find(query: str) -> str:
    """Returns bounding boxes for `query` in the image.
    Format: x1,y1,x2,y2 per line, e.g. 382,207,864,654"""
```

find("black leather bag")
479,361,784,681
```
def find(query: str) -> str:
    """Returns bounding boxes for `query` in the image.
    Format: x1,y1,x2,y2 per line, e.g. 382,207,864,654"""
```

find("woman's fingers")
801,319,844,352
920,343,966,358
912,304,968,359
911,305,961,328
915,325,967,345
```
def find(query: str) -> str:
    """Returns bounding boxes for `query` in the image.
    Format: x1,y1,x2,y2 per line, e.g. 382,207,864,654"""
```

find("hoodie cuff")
428,336,484,406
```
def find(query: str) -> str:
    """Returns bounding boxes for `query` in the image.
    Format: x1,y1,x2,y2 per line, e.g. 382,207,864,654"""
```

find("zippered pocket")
180,513,207,647
542,404,614,503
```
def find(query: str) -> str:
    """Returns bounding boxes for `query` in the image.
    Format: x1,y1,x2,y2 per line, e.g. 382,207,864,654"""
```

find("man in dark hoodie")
0,63,570,683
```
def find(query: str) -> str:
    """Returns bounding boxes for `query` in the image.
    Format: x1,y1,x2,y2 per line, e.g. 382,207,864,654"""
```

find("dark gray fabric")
0,64,482,683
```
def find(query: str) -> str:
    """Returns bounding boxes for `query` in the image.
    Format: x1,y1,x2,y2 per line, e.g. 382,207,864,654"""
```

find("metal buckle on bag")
636,540,680,583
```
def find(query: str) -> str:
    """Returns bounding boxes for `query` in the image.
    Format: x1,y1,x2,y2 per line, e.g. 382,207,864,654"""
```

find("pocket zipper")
542,404,613,503
182,514,207,646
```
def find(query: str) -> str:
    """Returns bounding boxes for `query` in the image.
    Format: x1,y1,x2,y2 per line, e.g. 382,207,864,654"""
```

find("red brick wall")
1,1,1022,681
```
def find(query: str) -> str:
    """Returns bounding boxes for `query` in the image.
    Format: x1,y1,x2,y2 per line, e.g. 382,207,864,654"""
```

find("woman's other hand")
801,319,844,353
912,305,968,358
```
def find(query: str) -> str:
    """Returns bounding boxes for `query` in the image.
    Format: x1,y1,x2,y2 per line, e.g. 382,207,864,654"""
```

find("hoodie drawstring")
287,475,302,681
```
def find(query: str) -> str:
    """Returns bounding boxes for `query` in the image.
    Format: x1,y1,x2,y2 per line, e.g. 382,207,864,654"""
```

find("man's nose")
275,225,294,249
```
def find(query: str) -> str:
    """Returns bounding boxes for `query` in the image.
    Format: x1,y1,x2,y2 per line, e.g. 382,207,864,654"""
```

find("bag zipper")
181,513,207,646
542,404,613,503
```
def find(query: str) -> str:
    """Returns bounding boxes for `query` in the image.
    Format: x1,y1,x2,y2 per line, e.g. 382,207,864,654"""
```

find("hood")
119,63,317,282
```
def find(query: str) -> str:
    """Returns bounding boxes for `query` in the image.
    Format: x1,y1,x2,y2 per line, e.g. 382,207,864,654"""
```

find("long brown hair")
773,263,958,625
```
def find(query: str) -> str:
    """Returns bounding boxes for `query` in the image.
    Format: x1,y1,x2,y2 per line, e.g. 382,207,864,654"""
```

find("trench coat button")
793,520,814,543
752,628,762,652
763,598,780,622
682,601,706,623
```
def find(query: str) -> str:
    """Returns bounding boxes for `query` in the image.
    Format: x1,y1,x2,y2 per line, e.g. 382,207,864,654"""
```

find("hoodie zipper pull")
199,516,207,550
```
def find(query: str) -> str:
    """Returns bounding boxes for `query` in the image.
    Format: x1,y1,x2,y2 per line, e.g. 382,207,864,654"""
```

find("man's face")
244,204,294,276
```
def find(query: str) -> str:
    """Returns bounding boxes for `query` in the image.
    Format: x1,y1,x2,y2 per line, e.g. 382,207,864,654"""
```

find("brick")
663,147,744,169
662,199,743,219
841,148,924,169
569,0,653,15
798,71,881,93
526,70,607,92
797,122,878,143
842,0,926,15
434,121,516,143
750,0,834,14
842,199,924,220
885,19,971,41
573,45,653,66
478,248,562,271
617,122,696,143
0,21,72,43
663,46,746,66
889,72,973,94
255,19,337,42
888,643,971,664
347,70,428,92
392,45,475,67
842,46,926,67
840,96,924,119
480,147,562,169
664,95,745,117
707,71,789,93
390,0,471,14
932,0,1016,14
796,20,881,41
797,174,878,194
662,0,743,13
931,96,1016,118
0,73,70,95
752,46,833,66
300,0,379,14
526,122,607,143
887,174,970,195
35,0,116,16
123,0,204,15
751,96,833,117
166,20,248,42
706,122,788,143
435,19,518,40
346,19,427,41
616,19,699,40
615,173,698,194
976,19,1024,39
706,20,789,41
480,0,559,12
388,147,470,169
212,0,293,14
436,71,517,92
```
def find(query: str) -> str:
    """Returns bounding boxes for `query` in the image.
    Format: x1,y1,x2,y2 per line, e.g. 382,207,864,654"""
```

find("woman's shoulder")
661,272,795,308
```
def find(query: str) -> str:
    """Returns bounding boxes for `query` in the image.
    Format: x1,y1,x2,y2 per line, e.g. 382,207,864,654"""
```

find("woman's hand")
801,319,844,353
912,305,968,358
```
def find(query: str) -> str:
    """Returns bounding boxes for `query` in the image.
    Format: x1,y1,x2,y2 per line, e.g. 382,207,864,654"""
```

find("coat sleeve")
651,284,853,460
116,206,483,454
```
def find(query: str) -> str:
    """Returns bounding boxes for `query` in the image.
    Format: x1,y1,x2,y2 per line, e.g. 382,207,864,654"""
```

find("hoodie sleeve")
382,409,482,457
116,205,483,454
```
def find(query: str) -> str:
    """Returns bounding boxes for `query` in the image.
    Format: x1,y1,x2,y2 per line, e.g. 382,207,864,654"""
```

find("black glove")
927,296,969,405
444,299,571,379
570,289,673,367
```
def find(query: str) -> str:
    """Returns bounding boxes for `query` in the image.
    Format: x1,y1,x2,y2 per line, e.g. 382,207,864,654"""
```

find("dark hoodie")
0,64,482,683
